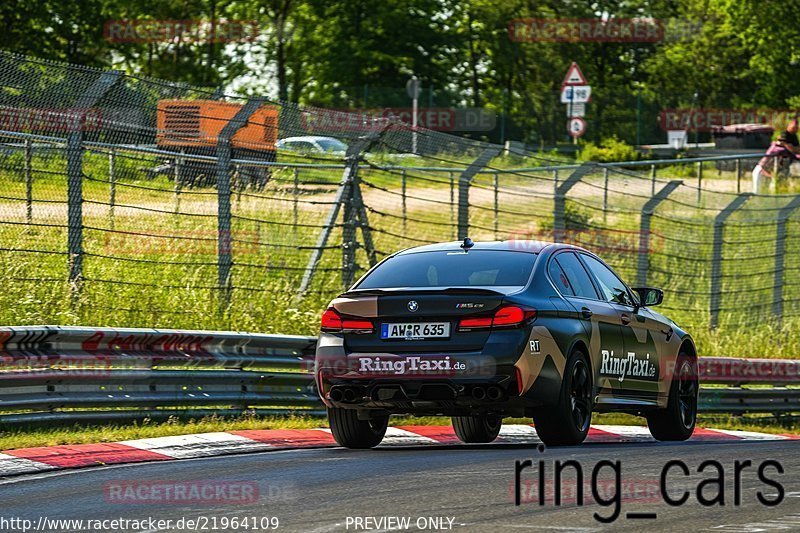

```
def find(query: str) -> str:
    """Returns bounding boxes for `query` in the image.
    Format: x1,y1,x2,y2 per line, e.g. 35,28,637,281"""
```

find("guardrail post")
772,196,800,326
636,180,682,287
710,193,752,329
215,98,264,314
24,138,32,224
66,70,123,301
457,148,502,239
553,163,596,242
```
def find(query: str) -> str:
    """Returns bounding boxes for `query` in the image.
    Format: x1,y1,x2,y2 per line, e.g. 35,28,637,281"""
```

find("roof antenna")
460,237,474,252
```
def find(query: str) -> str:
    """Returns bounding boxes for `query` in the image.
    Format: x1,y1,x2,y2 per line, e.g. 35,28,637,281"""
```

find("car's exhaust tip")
329,388,344,402
486,386,503,401
342,387,356,402
471,386,486,400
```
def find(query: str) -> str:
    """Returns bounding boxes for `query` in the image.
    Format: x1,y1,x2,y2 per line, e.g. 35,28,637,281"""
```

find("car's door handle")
580,307,593,319
620,313,631,325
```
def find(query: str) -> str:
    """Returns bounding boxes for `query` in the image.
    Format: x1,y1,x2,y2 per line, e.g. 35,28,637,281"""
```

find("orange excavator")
153,99,279,189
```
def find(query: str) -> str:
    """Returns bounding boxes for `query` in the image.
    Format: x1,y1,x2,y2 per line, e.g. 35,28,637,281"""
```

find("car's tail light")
320,308,374,334
457,305,536,331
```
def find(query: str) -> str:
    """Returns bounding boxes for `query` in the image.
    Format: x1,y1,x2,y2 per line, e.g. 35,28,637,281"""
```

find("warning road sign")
562,62,587,86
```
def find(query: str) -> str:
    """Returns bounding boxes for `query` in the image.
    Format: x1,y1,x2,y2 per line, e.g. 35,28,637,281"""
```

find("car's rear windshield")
355,250,537,289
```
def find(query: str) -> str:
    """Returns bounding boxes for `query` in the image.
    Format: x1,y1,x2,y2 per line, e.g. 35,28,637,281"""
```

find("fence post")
553,163,596,242
108,149,116,230
602,167,609,223
299,135,380,294
66,70,123,299
772,196,800,327
457,148,502,240
401,170,407,234
341,174,357,288
697,161,703,204
636,180,682,287
650,164,657,196
174,153,182,215
215,98,264,314
735,158,741,193
709,193,752,329
553,170,559,196
24,138,32,224
293,167,299,236
449,171,455,238
493,172,499,240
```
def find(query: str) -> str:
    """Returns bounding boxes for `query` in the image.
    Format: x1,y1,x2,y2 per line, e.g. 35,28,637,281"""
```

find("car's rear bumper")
314,331,563,416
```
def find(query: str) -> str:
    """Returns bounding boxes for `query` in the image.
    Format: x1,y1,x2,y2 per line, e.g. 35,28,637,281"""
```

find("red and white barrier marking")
1,425,796,478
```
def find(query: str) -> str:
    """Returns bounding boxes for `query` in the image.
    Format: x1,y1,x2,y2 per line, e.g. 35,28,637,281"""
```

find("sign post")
562,62,590,142
406,76,421,154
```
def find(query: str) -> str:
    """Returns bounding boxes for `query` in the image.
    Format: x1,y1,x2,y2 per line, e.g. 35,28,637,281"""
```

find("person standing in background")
752,117,799,193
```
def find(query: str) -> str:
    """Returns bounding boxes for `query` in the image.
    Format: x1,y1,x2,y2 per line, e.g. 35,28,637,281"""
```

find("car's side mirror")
633,287,663,307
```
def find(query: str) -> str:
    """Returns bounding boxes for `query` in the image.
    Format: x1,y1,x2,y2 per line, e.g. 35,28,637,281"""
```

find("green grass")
0,147,799,356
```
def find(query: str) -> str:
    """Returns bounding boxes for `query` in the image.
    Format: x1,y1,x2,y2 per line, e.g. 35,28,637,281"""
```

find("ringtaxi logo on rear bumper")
342,354,497,378
358,356,465,376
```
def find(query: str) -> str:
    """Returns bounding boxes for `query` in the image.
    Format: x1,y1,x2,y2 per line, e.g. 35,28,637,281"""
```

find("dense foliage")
1,0,798,144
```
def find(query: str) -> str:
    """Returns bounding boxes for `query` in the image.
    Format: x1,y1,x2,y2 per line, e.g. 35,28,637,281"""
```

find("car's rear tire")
646,352,698,441
452,415,502,443
532,350,593,446
327,407,388,449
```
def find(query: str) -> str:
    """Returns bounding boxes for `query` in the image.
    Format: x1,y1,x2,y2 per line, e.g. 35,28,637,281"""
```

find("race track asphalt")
1,439,798,533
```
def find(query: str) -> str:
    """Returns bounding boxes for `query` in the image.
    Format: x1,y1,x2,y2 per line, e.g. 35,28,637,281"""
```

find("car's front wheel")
646,352,698,441
327,408,389,449
452,415,502,443
532,350,593,446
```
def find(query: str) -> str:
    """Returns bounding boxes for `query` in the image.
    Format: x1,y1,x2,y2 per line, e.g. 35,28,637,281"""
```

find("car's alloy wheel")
570,358,592,433
532,350,593,446
646,352,698,441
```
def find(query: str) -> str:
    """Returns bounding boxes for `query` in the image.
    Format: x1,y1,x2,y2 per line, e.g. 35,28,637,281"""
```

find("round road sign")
568,117,586,138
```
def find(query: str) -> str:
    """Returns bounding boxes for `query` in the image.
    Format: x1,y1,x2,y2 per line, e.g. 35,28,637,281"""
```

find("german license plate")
381,322,450,340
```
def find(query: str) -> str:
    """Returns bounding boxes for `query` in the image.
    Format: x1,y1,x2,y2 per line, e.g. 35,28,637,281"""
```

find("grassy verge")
1,412,797,451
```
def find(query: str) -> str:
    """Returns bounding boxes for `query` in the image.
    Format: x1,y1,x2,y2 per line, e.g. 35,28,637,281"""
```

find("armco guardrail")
0,326,319,423
0,326,796,424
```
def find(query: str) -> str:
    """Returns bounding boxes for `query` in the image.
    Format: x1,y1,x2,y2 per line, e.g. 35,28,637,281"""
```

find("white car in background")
276,136,349,155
